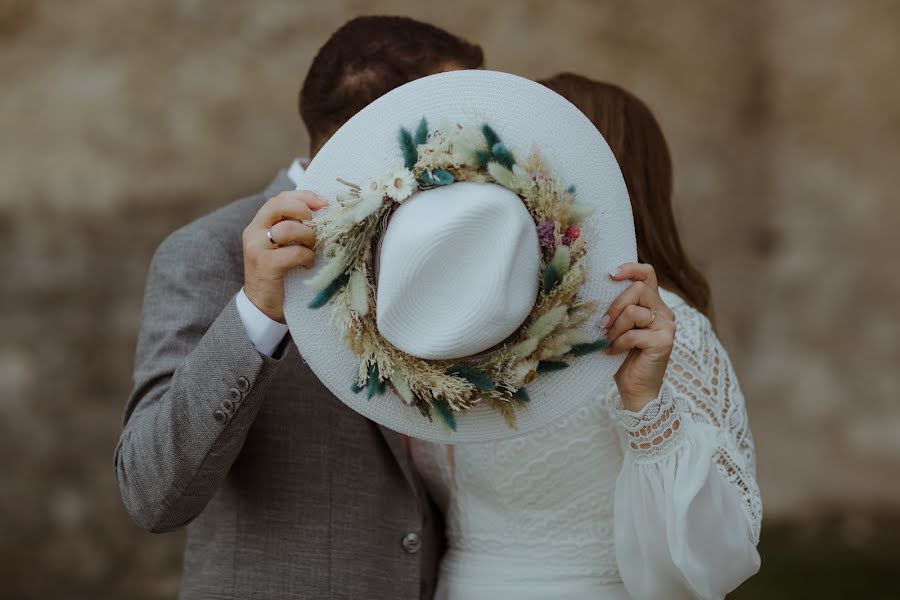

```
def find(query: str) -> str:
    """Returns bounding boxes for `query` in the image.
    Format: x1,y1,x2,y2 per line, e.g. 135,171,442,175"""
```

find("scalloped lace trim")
613,385,687,461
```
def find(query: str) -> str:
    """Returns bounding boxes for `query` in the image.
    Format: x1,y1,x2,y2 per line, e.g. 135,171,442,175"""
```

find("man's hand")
243,190,328,322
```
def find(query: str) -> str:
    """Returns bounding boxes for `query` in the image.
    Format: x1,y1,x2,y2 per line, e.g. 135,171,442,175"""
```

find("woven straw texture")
283,70,636,443
376,182,540,360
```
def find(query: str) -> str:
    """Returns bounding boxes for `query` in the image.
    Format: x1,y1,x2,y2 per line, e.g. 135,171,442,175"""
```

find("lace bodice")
413,385,625,582
410,289,762,599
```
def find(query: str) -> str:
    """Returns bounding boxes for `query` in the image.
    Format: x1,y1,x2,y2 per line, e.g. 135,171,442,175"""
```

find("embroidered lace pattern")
411,397,625,583
612,384,687,460
607,290,762,543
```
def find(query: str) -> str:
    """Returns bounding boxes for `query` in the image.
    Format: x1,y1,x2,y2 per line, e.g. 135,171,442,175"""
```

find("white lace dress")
410,289,762,600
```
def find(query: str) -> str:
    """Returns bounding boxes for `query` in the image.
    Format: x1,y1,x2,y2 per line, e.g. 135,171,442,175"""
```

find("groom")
115,17,483,599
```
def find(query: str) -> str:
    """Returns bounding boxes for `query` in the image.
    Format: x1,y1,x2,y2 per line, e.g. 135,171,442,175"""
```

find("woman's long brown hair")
540,73,712,318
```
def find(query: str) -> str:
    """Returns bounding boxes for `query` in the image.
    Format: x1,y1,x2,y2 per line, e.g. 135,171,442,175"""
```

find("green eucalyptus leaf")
419,169,455,187
398,127,417,170
307,272,350,309
543,263,560,294
481,124,501,149
445,364,496,391
536,360,569,373
366,362,384,399
491,142,515,168
414,117,429,145
432,398,458,432
570,338,610,356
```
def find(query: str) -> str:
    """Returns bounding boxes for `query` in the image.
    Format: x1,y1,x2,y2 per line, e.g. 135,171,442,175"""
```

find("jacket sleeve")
610,304,762,600
114,226,284,533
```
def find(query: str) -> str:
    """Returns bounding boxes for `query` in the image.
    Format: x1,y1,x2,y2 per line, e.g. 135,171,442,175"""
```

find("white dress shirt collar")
287,158,308,187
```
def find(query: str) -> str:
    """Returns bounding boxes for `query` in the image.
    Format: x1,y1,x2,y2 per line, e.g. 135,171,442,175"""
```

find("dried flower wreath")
306,119,608,432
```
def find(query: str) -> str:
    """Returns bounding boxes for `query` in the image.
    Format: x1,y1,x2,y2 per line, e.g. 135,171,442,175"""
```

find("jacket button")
213,409,228,424
401,532,421,554
236,376,251,393
227,387,241,402
222,399,235,414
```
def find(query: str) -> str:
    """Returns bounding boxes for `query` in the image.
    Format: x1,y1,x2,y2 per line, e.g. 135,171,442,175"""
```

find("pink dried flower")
562,224,581,246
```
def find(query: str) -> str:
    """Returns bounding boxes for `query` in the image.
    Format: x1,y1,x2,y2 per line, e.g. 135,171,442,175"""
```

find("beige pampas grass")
304,247,348,291
487,161,516,189
348,269,370,316
390,368,416,406
509,336,540,358
526,305,568,340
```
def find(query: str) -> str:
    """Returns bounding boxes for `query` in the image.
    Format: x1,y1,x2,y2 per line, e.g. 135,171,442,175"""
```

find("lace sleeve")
608,298,763,545
665,303,763,544
613,383,687,460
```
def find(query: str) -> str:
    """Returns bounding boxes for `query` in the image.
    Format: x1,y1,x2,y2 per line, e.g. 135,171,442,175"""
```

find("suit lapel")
378,424,423,502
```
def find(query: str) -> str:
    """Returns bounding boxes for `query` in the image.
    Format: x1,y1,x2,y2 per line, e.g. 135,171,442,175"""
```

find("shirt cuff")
613,383,687,462
235,288,289,357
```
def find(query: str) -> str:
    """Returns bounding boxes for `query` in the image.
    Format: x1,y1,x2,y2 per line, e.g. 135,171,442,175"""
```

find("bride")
409,73,762,600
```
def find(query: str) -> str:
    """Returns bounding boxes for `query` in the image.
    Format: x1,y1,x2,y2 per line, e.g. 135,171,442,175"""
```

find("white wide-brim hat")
284,70,636,443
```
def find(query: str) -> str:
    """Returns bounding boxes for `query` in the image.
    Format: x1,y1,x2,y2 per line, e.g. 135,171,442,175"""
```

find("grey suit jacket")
115,171,445,599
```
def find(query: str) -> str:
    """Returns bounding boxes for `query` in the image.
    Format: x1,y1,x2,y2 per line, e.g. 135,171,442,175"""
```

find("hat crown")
376,182,540,360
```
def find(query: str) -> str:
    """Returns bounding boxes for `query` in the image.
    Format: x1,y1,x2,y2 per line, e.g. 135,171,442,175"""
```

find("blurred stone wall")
2,0,898,598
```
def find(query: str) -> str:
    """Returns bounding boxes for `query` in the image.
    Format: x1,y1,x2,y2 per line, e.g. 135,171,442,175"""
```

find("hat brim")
283,70,636,443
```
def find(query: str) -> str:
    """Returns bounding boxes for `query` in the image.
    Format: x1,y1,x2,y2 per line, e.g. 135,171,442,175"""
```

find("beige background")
2,0,898,597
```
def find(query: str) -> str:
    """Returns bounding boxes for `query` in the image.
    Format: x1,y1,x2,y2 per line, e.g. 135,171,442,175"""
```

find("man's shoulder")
173,193,265,249
154,171,292,266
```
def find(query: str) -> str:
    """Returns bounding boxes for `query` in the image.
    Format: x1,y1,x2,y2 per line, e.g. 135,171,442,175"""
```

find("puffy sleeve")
610,301,762,600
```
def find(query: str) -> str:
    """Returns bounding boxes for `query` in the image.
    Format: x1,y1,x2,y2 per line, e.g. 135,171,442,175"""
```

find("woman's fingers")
610,262,658,287
601,262,675,333
601,281,652,331
604,304,654,342
252,190,328,229
267,219,316,249
605,328,673,356
601,263,659,330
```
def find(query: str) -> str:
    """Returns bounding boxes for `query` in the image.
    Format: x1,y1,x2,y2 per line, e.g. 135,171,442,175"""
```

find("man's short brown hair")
300,16,483,152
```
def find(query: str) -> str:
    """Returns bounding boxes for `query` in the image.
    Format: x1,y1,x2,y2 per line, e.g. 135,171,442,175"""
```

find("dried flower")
365,177,382,194
335,188,383,226
382,166,417,202
536,220,557,250
563,224,581,246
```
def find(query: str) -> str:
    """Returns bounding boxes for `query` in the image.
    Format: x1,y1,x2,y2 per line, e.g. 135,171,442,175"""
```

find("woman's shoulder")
658,287,687,310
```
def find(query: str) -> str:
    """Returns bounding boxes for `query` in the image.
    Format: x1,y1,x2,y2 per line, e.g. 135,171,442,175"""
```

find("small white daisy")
383,167,417,202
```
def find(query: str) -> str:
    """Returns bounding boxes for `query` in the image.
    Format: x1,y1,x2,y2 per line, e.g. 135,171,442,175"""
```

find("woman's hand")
601,262,676,412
